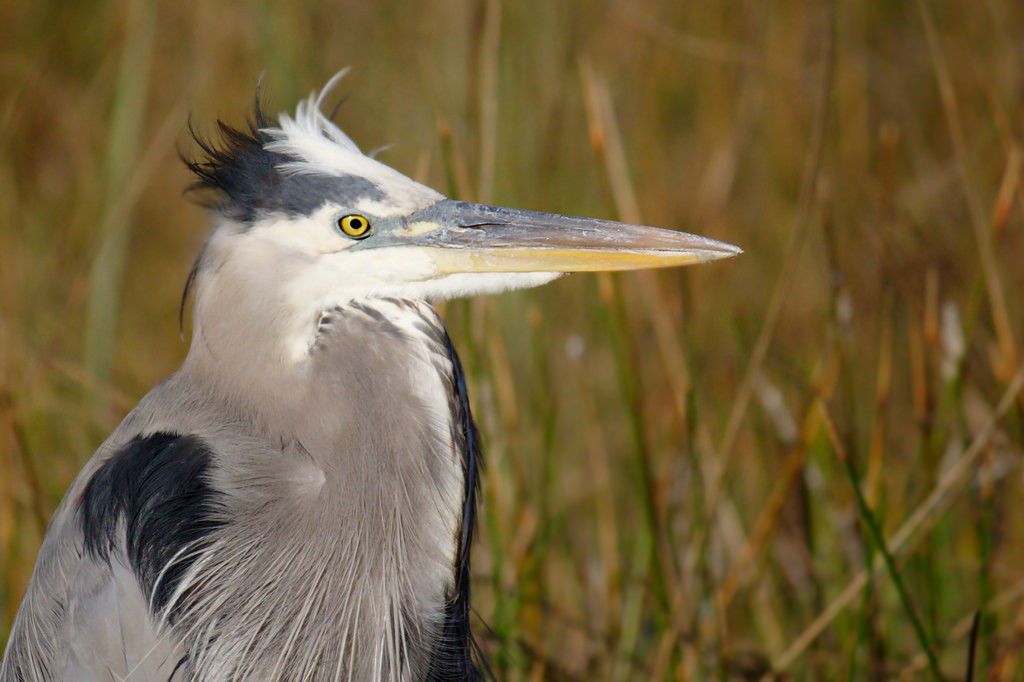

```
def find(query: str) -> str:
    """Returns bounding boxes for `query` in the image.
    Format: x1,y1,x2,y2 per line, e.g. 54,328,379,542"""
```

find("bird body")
6,298,477,680
3,76,738,681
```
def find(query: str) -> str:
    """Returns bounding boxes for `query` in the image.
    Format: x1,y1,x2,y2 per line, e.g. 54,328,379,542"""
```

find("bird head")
185,75,739,312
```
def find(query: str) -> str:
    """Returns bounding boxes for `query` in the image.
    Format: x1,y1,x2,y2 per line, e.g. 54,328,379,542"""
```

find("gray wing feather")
2,507,186,681
2,392,190,682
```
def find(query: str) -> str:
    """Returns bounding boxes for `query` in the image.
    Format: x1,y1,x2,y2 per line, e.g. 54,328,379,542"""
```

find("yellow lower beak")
427,246,715,274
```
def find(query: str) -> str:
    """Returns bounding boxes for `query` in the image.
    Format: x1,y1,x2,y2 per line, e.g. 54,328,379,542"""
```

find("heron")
2,76,739,681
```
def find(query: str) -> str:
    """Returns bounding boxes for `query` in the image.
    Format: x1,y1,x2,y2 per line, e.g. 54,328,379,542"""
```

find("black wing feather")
78,432,224,619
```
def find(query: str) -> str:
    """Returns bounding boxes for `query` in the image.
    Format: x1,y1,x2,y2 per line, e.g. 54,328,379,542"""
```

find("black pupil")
350,218,362,229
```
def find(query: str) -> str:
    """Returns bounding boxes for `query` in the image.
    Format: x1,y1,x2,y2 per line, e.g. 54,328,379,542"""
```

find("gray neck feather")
175,293,464,680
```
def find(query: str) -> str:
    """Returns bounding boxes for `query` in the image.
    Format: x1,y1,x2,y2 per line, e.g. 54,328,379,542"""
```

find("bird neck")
181,250,327,414
177,289,482,678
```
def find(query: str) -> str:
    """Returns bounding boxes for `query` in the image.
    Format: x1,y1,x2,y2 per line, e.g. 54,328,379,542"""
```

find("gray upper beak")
365,199,741,273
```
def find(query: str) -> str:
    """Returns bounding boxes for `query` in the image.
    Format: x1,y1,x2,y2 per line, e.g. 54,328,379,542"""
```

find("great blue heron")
2,76,739,681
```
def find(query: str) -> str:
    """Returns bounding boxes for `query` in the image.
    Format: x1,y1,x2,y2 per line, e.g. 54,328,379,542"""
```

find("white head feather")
261,70,442,217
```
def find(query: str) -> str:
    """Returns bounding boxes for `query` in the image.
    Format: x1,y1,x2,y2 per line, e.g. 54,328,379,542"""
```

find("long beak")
377,199,741,273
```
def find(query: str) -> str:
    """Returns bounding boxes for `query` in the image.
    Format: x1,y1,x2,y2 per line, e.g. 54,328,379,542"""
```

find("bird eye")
338,214,371,239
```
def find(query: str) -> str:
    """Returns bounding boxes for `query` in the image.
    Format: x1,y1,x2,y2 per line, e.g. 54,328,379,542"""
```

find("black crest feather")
183,93,288,222
182,87,383,224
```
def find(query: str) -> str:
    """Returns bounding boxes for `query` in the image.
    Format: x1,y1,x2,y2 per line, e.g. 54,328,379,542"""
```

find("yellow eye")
338,214,371,239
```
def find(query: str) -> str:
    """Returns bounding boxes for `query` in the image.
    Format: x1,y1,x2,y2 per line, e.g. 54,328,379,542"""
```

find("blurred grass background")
2,0,1024,678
